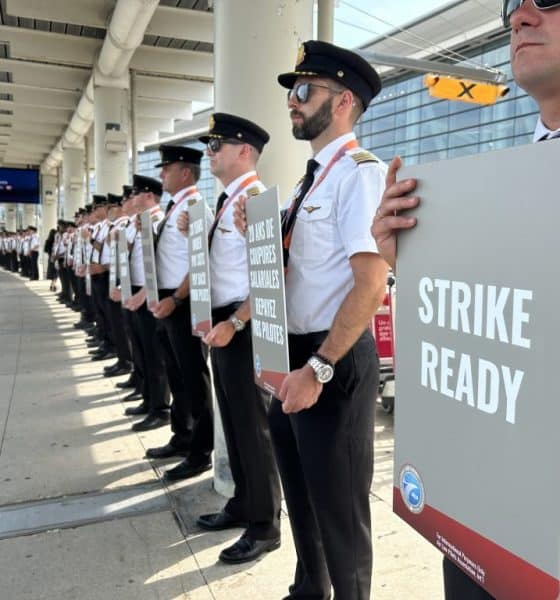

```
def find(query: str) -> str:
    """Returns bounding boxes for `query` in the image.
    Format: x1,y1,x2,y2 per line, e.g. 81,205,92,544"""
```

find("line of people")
0,226,40,279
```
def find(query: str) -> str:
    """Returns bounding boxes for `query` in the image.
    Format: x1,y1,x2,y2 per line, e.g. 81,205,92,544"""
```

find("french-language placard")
245,186,289,395
140,209,159,307
108,237,118,295
117,232,131,303
189,199,212,337
394,140,560,599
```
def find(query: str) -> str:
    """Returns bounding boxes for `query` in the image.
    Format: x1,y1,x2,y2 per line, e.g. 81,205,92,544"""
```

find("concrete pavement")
0,269,443,599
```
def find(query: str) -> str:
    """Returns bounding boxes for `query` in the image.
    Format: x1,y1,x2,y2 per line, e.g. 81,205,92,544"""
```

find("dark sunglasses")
207,137,244,153
502,0,560,27
287,82,344,104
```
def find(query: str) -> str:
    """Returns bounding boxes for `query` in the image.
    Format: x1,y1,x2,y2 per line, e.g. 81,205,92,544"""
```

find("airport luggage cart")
373,275,395,414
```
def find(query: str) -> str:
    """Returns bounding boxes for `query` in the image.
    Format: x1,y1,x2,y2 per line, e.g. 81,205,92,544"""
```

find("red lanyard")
213,174,259,226
283,139,358,256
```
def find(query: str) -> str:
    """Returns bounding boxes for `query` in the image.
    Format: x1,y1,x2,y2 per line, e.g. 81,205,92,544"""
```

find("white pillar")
4,203,16,231
62,145,86,220
22,204,37,227
93,80,130,195
214,0,313,200
213,0,314,496
317,0,335,42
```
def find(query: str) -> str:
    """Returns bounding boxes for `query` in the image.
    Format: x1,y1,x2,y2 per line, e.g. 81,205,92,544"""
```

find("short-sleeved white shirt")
284,132,386,334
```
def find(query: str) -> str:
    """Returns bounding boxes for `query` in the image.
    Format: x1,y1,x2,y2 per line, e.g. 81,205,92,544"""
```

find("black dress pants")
268,330,378,600
211,304,281,540
91,273,112,347
156,290,213,457
130,291,169,415
30,251,39,280
443,558,495,599
122,307,143,393
108,298,131,365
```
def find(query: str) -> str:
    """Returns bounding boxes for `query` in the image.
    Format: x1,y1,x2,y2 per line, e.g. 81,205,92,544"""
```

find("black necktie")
165,200,175,215
208,191,229,248
282,158,319,266
538,131,560,141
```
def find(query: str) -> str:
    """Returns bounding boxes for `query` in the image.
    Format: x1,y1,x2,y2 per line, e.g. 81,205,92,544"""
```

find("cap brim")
277,71,319,89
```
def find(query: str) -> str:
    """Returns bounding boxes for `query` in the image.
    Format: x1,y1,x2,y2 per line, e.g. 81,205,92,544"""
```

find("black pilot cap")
199,113,270,153
155,145,203,168
132,174,163,197
277,40,382,108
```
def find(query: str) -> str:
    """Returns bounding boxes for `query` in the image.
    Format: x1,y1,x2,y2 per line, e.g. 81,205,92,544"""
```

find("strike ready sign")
246,187,289,395
394,140,560,599
189,199,212,337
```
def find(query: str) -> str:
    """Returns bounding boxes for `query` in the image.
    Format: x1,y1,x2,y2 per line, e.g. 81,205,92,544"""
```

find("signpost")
140,209,159,307
189,199,212,337
245,186,289,396
393,140,560,599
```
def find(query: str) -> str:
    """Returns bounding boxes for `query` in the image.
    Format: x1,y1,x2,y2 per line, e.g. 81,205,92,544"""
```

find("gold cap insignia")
337,70,344,78
209,115,215,130
237,132,243,139
296,43,305,67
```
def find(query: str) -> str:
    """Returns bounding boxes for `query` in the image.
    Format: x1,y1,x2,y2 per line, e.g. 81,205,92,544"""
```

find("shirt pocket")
293,196,336,263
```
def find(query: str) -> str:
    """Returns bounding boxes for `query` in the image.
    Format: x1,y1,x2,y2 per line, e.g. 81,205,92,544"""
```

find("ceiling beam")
0,58,90,92
136,76,213,103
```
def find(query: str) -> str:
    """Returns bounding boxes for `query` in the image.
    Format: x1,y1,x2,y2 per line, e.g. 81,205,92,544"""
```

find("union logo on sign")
255,354,262,378
399,465,425,514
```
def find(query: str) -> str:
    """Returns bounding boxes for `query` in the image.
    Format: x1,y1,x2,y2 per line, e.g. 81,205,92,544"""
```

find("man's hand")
278,365,323,414
150,296,176,319
76,265,86,277
371,156,419,271
203,320,235,348
176,212,189,236
135,215,141,231
82,229,91,241
233,196,248,236
109,288,122,302
89,263,104,275
126,289,145,311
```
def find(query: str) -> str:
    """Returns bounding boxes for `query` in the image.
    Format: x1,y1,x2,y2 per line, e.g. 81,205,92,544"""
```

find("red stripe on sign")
255,370,287,396
393,487,559,599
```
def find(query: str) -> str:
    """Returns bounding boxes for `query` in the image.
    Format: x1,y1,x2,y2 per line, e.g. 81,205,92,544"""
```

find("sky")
333,0,461,48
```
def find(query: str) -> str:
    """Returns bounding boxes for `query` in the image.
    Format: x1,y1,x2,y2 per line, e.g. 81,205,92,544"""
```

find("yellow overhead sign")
424,74,509,105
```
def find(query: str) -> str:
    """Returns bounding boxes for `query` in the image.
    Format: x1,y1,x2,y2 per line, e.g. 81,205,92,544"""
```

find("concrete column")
41,174,58,236
93,82,130,195
22,204,37,228
62,145,86,220
4,203,16,231
213,0,313,496
214,0,313,200
317,0,335,42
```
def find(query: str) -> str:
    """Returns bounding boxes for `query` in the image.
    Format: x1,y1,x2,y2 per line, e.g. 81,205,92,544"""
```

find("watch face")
317,364,334,384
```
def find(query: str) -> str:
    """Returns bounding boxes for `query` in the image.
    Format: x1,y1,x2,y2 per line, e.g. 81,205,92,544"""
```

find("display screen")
0,168,40,204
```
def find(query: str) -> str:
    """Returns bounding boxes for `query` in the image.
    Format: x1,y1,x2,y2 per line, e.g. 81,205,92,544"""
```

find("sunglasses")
207,137,244,153
287,82,344,104
502,0,560,27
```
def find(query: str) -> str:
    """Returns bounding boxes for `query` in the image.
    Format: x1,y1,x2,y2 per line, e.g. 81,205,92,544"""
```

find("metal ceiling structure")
0,0,214,171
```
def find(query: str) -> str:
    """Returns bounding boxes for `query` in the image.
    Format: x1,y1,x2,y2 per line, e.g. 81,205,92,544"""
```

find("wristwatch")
229,313,246,332
307,353,335,384
171,293,184,307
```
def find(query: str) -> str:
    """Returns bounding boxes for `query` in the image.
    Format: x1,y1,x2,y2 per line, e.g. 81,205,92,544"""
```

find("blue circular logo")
399,465,425,514
255,354,262,378
191,313,197,328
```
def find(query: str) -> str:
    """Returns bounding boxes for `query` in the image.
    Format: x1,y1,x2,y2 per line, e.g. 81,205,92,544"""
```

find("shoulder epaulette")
348,149,379,165
245,186,261,197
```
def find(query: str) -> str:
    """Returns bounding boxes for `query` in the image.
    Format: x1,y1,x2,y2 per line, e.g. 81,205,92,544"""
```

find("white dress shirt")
284,132,387,334
533,117,560,142
210,170,266,308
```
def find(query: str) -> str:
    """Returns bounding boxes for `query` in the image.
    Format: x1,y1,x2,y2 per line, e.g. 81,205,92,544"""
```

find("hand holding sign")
176,211,189,236
278,366,323,413
371,156,419,271
203,321,235,348
233,196,248,236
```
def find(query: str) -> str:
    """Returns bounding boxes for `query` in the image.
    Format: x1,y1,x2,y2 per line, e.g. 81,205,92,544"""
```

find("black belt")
288,331,329,345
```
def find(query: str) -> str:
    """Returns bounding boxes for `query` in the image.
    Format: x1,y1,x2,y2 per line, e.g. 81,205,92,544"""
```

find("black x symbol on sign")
458,82,476,99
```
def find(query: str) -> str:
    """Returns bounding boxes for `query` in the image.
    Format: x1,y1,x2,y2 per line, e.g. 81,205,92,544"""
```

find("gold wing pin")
303,205,321,214
218,226,232,234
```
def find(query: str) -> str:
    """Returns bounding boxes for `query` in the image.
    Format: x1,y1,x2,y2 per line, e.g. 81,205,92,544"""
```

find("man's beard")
291,96,333,140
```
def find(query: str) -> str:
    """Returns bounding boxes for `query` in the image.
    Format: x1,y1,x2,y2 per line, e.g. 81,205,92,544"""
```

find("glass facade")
356,37,539,165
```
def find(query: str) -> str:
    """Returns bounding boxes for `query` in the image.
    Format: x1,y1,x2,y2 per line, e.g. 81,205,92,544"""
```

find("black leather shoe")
89,345,109,355
219,535,281,564
163,458,212,481
91,351,117,361
104,364,131,377
104,361,120,373
125,403,149,416
73,320,88,329
116,376,136,389
197,510,248,531
145,444,189,460
122,390,142,402
132,413,170,432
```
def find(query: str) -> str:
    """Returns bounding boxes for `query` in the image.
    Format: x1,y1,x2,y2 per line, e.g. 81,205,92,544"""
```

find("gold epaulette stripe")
245,186,261,197
349,150,379,165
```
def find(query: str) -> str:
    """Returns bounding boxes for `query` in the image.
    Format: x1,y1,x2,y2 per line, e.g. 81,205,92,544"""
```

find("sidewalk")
0,269,442,599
